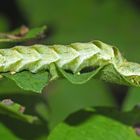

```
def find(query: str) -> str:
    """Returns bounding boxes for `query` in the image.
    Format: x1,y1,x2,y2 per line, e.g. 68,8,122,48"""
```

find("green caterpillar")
0,40,140,86
0,40,113,73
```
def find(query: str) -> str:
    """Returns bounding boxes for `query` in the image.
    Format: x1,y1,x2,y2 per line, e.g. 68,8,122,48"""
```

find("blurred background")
0,0,140,139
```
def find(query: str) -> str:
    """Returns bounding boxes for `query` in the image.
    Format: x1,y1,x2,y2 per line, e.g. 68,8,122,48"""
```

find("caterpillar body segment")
1,40,140,87
0,41,116,74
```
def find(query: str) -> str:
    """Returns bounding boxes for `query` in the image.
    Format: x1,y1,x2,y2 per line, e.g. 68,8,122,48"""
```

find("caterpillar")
0,41,115,72
0,40,140,86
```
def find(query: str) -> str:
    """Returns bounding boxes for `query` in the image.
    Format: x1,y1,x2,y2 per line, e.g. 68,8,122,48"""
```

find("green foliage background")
0,0,140,139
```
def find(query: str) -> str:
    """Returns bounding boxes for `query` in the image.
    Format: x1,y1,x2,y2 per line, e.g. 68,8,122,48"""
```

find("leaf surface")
2,71,49,93
48,108,140,140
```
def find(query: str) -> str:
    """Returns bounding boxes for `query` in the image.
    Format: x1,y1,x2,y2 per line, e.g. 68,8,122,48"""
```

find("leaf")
37,79,116,129
122,87,140,111
0,99,39,123
58,66,103,84
0,95,50,140
0,26,47,47
0,78,27,94
48,108,140,140
2,71,49,93
20,26,47,41
0,123,19,140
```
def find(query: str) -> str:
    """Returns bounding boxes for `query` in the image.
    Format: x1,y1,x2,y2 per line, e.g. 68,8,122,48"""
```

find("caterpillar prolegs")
0,40,140,85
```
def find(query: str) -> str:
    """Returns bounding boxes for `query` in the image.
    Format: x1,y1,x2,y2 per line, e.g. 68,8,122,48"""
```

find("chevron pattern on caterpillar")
0,40,140,79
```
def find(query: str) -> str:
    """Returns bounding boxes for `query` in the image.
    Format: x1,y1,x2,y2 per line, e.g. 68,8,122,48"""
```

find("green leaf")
21,26,47,41
122,87,140,111
58,66,103,84
0,78,27,94
0,99,39,123
0,26,47,47
2,71,49,93
0,95,50,140
48,108,140,140
39,79,116,129
0,123,19,140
